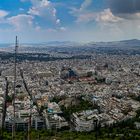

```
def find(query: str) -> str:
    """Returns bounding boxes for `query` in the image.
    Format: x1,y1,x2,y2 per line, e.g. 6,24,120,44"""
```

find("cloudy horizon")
0,0,140,43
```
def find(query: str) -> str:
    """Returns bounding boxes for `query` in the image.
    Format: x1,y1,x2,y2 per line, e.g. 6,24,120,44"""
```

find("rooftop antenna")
12,36,18,140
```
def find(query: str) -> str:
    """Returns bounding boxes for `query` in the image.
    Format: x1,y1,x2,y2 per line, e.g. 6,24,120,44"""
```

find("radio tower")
12,36,18,140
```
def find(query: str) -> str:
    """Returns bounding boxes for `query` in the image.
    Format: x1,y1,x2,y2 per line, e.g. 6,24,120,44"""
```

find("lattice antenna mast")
12,36,18,140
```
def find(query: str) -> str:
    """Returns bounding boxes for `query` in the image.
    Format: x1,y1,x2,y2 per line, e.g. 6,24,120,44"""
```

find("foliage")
61,98,97,121
50,97,61,104
1,128,140,140
133,95,140,102
6,95,12,103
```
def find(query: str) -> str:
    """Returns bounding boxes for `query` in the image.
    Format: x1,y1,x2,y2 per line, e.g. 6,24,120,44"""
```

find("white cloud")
72,8,122,24
0,10,9,18
76,12,95,23
116,12,140,20
95,9,140,31
80,0,92,11
94,9,140,41
28,0,60,25
70,0,95,23
0,10,9,24
8,14,34,31
96,9,123,23
60,27,66,31
71,2,122,24
28,7,40,16
56,19,60,24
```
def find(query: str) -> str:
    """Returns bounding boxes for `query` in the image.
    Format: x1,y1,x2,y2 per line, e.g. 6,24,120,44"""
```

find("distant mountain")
119,39,140,47
88,39,140,48
119,39,140,43
41,41,82,47
0,39,140,53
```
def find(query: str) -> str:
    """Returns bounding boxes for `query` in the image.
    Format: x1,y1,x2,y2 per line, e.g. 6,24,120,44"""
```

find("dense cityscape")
0,40,139,139
0,0,140,139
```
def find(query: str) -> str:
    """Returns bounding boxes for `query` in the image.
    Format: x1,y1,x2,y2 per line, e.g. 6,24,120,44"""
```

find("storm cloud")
108,0,140,14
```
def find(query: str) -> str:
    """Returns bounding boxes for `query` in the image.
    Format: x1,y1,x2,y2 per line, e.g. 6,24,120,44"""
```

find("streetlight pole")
12,36,18,140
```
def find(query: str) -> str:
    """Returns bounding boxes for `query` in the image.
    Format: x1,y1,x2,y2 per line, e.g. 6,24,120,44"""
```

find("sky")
0,0,140,43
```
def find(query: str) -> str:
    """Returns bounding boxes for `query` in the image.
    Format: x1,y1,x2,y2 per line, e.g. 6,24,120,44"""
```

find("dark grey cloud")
108,0,140,14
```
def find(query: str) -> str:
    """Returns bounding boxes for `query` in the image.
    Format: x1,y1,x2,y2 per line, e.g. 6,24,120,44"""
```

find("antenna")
12,36,18,140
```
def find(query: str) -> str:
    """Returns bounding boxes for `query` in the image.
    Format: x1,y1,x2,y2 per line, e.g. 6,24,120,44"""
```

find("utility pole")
12,36,18,140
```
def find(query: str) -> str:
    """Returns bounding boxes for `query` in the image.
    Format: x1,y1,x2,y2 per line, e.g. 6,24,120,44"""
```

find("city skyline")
0,0,140,43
